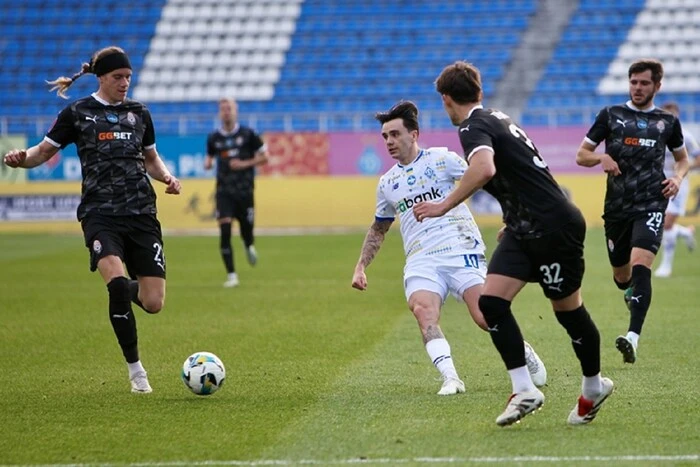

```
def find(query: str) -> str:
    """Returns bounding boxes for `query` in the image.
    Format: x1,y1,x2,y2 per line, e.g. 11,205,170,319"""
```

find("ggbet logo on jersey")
623,137,656,147
98,132,133,141
397,187,442,212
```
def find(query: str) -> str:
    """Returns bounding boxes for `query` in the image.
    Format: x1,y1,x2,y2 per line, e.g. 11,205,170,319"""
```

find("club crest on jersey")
607,239,614,252
93,240,102,254
636,119,648,129
236,136,244,145
106,113,119,124
407,175,416,186
127,112,136,126
424,167,435,179
656,120,665,132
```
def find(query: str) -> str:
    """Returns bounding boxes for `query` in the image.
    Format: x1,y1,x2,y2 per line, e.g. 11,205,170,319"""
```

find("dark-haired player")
576,59,689,364
415,61,612,426
352,100,546,397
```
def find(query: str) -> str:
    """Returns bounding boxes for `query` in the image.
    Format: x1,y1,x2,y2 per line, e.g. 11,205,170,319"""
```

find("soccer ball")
181,351,226,396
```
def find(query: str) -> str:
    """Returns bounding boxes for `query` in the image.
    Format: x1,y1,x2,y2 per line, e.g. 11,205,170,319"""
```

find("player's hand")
3,149,27,168
229,159,247,170
600,154,621,176
164,175,182,195
661,175,682,199
351,269,367,291
496,225,506,243
413,201,448,222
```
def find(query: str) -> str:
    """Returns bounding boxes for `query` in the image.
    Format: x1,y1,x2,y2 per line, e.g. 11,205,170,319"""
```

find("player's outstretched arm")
3,141,58,169
413,149,495,222
352,219,392,291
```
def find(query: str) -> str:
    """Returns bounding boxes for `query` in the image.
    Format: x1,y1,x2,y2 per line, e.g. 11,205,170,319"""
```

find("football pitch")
0,228,698,466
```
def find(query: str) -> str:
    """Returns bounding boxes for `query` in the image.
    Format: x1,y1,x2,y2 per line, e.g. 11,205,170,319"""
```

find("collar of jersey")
91,92,123,106
397,149,425,169
625,100,656,113
467,104,484,119
218,123,240,136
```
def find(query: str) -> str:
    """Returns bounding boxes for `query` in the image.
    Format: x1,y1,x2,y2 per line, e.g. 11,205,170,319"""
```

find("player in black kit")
413,61,612,427
576,59,689,365
2,46,182,394
205,98,268,288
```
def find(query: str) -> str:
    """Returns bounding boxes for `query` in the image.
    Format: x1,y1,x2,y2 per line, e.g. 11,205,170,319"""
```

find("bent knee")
141,294,165,314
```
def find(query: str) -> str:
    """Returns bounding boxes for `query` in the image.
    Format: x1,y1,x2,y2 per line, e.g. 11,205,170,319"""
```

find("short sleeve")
249,129,265,153
445,151,468,181
585,107,611,145
206,133,216,156
141,108,156,149
458,117,495,163
374,177,395,221
44,106,78,148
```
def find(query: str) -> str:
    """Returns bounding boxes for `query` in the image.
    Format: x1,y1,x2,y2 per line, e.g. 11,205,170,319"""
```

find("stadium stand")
1,0,699,133
523,0,700,126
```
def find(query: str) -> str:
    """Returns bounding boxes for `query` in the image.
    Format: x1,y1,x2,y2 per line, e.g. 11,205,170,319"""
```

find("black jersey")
45,94,157,221
206,125,264,197
459,106,578,238
585,103,684,220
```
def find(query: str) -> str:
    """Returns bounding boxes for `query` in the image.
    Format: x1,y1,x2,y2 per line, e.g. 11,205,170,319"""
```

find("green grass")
0,228,698,466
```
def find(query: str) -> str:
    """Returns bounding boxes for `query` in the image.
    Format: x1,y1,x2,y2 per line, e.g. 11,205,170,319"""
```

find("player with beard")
576,59,690,364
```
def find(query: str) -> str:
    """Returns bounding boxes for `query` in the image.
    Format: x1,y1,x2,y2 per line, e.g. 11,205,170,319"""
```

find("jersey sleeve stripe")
584,136,599,146
670,143,685,152
375,216,394,222
43,136,61,148
143,143,156,150
466,145,494,163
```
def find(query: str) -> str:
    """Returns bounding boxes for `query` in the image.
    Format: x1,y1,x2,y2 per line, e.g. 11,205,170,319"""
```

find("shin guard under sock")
107,277,139,363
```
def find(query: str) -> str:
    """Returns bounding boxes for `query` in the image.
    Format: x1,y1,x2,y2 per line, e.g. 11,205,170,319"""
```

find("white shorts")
667,177,690,216
403,253,487,303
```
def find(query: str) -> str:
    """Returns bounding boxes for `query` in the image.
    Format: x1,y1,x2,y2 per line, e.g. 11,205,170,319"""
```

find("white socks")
582,373,603,400
127,360,146,379
660,225,678,270
626,331,640,349
426,338,458,379
508,366,536,394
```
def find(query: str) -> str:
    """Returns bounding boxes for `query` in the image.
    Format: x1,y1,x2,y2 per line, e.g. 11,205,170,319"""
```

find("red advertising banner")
261,132,330,175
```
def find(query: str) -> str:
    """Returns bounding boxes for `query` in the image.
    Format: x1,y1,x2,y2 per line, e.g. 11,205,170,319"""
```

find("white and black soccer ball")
181,351,226,395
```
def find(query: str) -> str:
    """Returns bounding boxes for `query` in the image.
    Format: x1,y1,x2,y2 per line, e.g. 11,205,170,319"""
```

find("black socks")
107,277,139,363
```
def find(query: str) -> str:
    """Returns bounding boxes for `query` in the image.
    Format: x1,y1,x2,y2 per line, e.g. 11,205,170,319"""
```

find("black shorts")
488,210,586,300
81,213,166,278
604,211,664,267
216,193,254,225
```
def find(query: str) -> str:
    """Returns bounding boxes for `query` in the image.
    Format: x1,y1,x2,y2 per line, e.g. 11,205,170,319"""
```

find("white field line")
5,454,699,466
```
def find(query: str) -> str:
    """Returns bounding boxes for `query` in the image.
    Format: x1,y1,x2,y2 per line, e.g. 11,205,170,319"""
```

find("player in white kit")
655,102,699,278
351,101,546,395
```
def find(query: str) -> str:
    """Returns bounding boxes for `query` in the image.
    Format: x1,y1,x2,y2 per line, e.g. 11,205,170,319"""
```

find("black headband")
92,52,132,76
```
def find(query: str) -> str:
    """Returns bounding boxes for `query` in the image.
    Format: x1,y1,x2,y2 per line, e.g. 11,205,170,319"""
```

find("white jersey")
664,128,699,176
375,147,485,264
